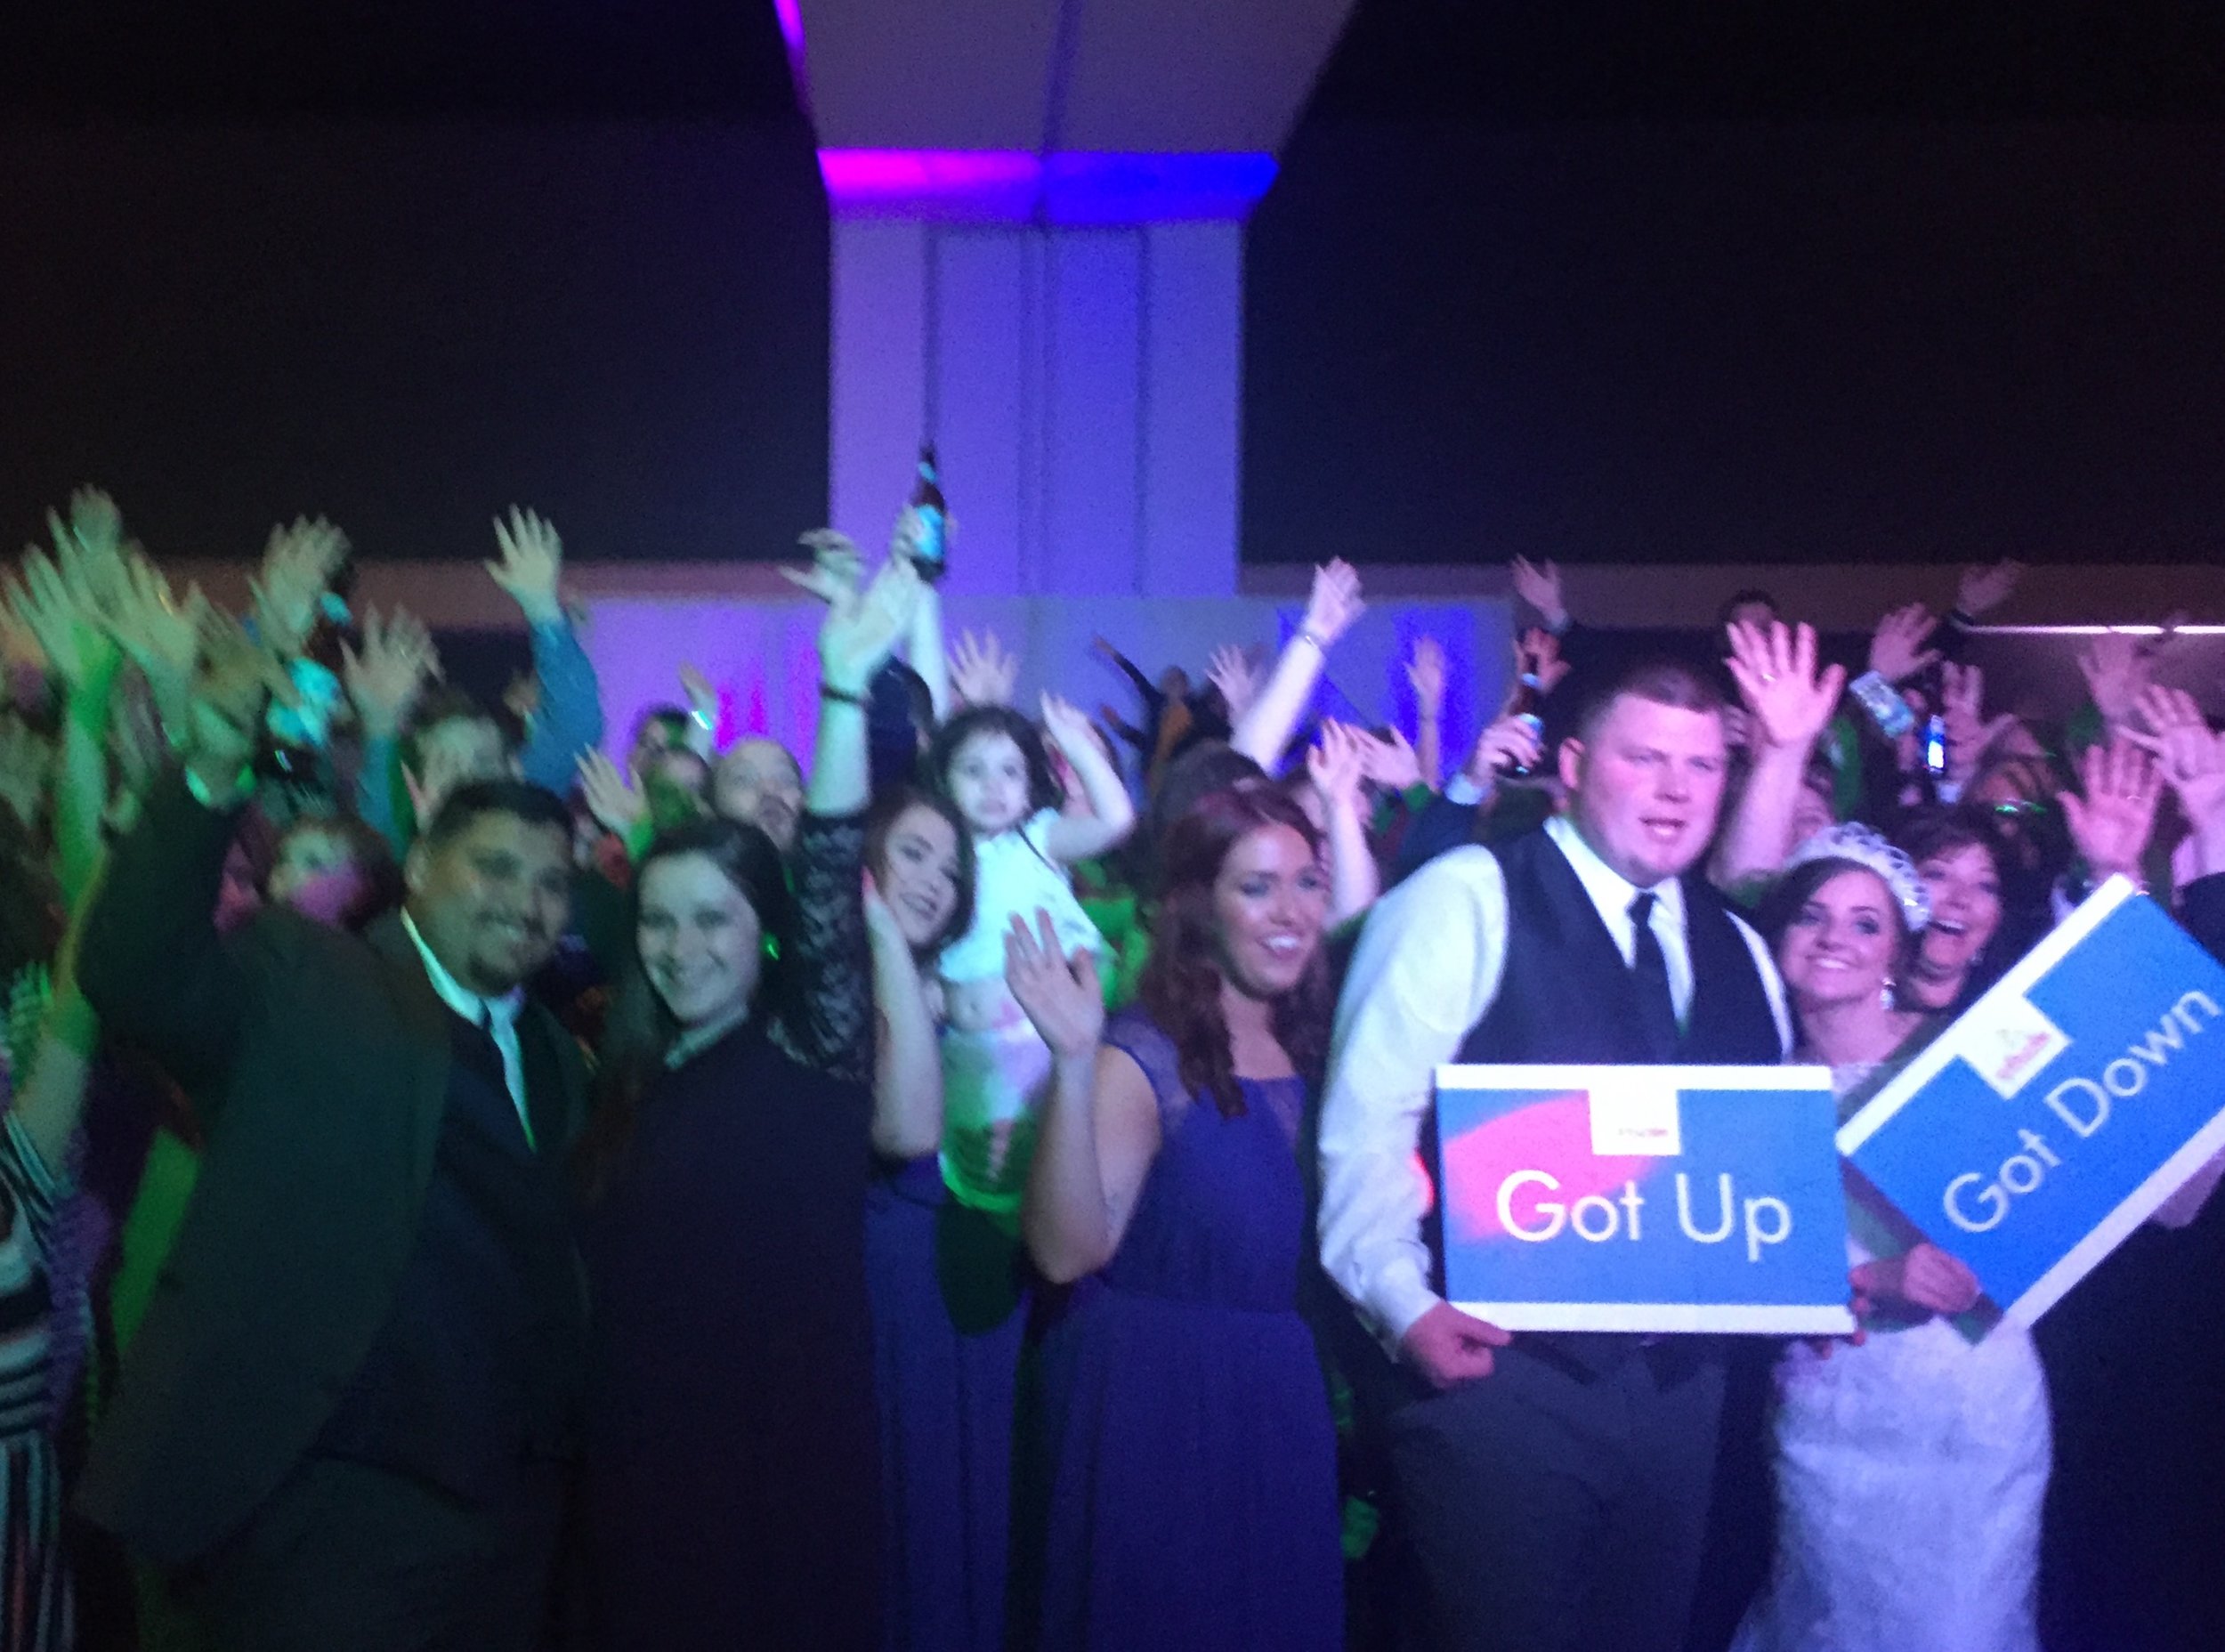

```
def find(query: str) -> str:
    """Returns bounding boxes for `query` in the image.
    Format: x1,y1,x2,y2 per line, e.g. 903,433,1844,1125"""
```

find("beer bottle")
907,443,948,584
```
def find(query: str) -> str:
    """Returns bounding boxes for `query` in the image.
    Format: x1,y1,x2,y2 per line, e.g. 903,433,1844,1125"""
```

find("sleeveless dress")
1732,1055,2049,1652
1026,1009,1342,1651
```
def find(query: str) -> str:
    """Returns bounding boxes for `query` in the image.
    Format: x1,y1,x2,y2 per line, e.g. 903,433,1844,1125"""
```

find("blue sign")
1431,1064,1855,1334
1841,878,2225,1337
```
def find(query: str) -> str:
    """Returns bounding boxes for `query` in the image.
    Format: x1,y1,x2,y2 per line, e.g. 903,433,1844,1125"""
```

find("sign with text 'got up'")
1840,877,2225,1339
1430,1065,1855,1335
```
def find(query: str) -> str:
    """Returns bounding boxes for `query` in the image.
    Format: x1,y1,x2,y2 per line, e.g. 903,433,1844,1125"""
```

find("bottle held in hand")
907,443,949,584
1505,671,1545,779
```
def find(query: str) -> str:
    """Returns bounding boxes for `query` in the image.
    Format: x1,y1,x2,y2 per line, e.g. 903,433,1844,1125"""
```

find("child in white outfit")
929,699,1135,1213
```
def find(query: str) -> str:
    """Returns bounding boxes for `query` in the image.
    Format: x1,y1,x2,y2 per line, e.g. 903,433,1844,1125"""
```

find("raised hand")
1936,661,2019,786
1205,644,1258,721
481,506,562,625
783,529,866,605
577,749,648,838
253,516,350,653
1512,626,1571,697
1724,620,1846,754
2060,736,2163,884
340,605,441,740
1003,909,1104,1063
5,537,118,690
947,628,1019,708
2076,632,2152,730
1467,713,1543,783
1955,559,2024,620
818,553,920,693
1358,725,1423,792
2128,686,2225,834
1509,555,1567,630
1302,558,1365,648
1867,603,1942,685
1405,636,1447,717
1307,719,1371,812
1038,691,1096,763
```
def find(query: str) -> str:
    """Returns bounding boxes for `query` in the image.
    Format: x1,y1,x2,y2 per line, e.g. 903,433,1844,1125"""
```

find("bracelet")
1293,629,1326,656
819,682,870,707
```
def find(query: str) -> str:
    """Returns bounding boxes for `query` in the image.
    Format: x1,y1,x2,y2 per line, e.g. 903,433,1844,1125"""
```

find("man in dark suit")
78,653,590,1652
1319,629,1839,1652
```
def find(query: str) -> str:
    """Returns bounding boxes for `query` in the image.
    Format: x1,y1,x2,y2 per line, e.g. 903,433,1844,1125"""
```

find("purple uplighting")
817,150,1278,225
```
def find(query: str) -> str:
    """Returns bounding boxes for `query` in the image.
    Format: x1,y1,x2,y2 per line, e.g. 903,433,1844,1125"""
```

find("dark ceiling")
0,2,802,123
8,2,2225,127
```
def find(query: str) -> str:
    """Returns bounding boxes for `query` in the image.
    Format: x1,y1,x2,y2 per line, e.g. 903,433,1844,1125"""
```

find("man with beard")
77,648,587,1652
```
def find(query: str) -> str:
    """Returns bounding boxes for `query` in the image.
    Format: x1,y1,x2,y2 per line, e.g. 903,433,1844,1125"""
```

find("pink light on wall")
817,150,1277,225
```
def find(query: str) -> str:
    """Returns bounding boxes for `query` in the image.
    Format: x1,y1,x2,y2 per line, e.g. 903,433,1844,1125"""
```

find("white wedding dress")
1732,1063,2051,1652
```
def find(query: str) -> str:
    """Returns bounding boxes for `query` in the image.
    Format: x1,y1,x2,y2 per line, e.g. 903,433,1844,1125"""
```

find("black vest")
316,1008,587,1502
1436,830,1781,1374
1456,830,1781,1070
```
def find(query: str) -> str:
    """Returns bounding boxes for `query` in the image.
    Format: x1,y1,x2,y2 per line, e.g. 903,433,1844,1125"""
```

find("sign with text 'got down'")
1841,878,2225,1337
1430,1065,1855,1334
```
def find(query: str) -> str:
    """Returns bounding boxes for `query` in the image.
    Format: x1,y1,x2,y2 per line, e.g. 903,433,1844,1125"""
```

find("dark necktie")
1629,891,1679,1063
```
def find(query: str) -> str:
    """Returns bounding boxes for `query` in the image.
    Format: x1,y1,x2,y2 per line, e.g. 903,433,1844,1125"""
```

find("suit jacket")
76,771,589,1565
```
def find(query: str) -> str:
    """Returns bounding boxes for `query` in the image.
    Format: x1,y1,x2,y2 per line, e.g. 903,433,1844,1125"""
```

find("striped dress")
0,1108,72,1650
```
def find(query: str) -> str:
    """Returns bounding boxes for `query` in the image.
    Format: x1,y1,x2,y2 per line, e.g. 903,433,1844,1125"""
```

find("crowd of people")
1,488,2223,1652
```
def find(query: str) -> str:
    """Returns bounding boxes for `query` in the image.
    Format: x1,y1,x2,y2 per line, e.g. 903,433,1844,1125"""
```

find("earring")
1881,979,1897,1010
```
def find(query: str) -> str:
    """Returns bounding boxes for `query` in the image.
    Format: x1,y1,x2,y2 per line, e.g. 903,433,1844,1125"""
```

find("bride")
1733,823,2048,1652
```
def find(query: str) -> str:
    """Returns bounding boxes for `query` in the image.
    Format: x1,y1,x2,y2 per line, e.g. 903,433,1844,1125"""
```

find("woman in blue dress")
1004,779,1344,1651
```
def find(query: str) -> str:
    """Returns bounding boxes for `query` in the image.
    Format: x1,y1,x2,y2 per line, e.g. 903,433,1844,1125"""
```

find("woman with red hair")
1004,779,1343,1650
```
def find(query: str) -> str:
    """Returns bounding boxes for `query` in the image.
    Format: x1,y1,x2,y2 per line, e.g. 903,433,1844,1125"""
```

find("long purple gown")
1028,1009,1342,1651
866,1154,1031,1651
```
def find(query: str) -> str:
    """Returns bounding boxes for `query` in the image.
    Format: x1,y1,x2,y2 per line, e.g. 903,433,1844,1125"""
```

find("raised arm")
342,605,441,854
770,554,921,1082
1040,693,1136,863
78,617,289,1099
1231,559,1365,770
1405,637,1447,791
1713,620,1846,887
486,509,605,789
1307,722,1381,926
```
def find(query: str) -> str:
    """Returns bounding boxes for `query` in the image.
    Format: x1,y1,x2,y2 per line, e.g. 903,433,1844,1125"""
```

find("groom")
1320,636,1833,1652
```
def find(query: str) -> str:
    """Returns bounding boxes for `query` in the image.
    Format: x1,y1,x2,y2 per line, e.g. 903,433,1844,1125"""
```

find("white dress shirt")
1316,816,1792,1346
402,911,534,1145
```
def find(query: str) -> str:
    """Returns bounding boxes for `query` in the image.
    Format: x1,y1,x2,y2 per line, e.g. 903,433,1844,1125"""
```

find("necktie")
477,1005,537,1153
1628,891,1679,1063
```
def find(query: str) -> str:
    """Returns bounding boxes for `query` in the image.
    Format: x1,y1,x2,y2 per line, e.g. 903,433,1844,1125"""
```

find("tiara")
1781,822,1931,933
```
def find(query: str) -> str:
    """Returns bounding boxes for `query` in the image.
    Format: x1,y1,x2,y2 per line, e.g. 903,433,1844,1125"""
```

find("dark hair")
265,810,404,930
864,786,977,959
582,815,795,1200
400,687,514,778
419,778,573,848
1137,781,1331,1118
1716,588,1780,629
1754,856,1922,988
1892,806,2007,877
926,706,1062,821
630,704,694,749
1137,740,1269,894
1573,657,1727,745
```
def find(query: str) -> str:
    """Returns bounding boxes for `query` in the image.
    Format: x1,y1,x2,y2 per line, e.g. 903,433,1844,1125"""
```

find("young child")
927,696,1135,1214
